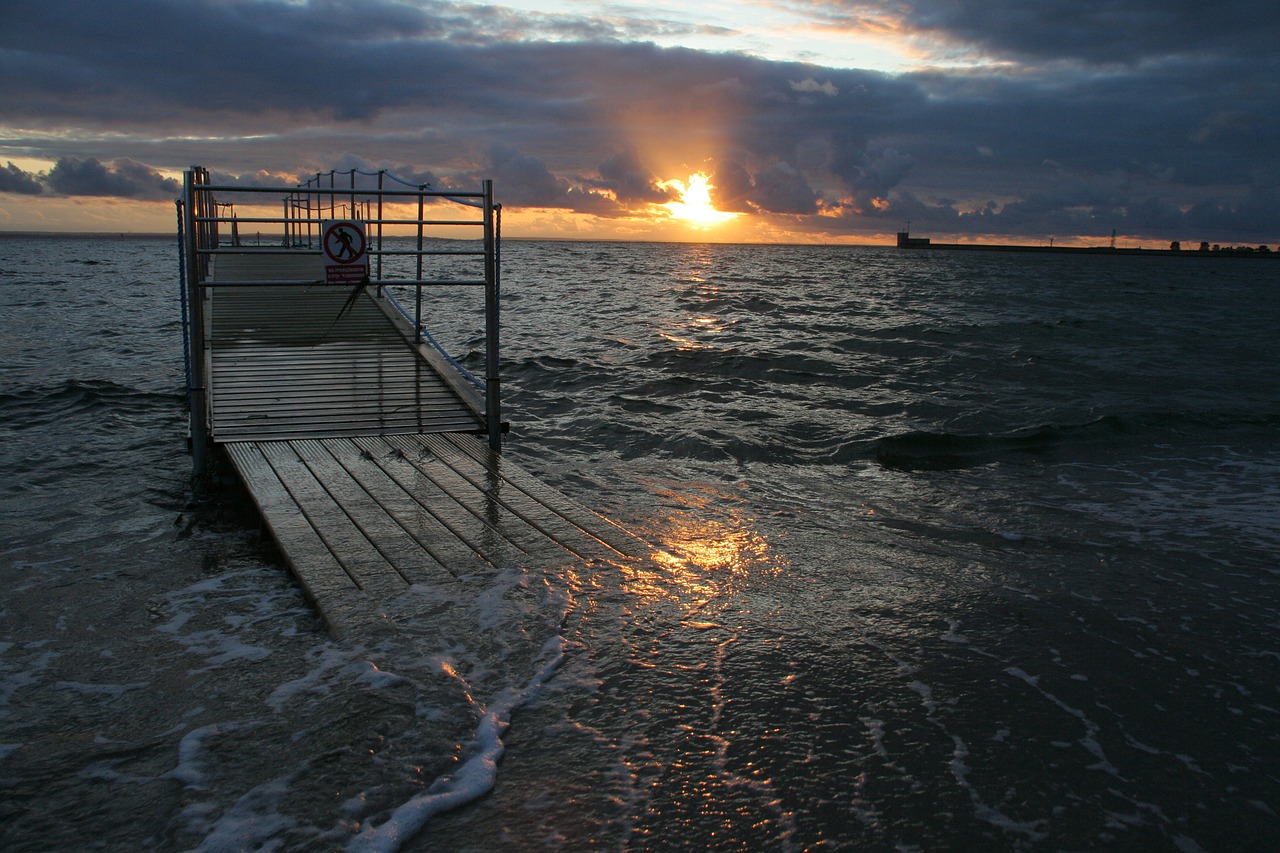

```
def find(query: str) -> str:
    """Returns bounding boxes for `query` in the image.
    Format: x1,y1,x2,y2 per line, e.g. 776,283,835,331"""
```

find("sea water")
1,235,1278,851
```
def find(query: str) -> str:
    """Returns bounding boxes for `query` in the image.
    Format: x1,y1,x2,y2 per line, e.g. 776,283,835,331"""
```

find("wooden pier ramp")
224,433,645,637
205,255,647,636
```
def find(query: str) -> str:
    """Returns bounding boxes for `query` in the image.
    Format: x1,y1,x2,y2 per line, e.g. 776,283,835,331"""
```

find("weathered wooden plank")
320,438,496,576
212,361,435,377
223,442,392,638
213,402,474,422
212,253,324,281
214,413,479,436
435,433,651,560
287,439,450,587
217,425,480,444
255,441,409,601
212,396,467,415
213,347,419,364
379,434,587,562
207,283,482,443
211,375,458,396
224,442,359,594
216,363,439,378
349,435,529,569
212,398,467,417
382,434,610,565
215,416,479,434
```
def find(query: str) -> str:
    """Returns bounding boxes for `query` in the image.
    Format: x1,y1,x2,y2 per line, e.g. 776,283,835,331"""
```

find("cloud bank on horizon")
2,0,1277,243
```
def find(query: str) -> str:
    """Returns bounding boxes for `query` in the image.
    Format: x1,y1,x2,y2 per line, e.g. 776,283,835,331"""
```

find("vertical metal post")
415,188,425,342
182,168,210,479
376,171,384,284
482,179,502,449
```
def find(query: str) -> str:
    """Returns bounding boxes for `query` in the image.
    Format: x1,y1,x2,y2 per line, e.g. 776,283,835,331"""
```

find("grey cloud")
2,0,1277,242
710,160,818,215
752,162,819,214
811,0,1278,67
596,150,671,205
485,144,569,207
44,157,180,199
0,163,44,195
709,160,755,212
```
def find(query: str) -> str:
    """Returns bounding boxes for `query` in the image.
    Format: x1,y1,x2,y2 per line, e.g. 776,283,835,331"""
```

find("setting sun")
661,173,739,228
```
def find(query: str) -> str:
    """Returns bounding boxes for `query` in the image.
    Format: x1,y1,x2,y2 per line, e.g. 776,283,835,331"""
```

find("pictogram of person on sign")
329,225,358,260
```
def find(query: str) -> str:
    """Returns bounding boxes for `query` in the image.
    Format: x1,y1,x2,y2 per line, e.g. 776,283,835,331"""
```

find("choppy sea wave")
2,235,1279,851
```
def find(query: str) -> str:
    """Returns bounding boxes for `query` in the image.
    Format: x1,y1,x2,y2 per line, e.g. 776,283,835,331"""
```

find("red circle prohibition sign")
323,221,367,264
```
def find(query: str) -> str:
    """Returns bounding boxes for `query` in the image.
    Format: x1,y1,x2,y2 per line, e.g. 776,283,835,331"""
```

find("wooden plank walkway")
204,252,647,635
225,434,648,636
208,282,483,442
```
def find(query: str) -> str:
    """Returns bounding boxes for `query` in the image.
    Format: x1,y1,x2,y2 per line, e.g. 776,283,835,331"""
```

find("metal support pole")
182,168,210,479
482,179,502,449
376,171,385,284
415,188,425,342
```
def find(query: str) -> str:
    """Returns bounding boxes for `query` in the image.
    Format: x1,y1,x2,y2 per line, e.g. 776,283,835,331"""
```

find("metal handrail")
195,279,488,288
196,183,485,199
381,287,485,389
180,167,503,478
192,216,485,227
196,247,486,257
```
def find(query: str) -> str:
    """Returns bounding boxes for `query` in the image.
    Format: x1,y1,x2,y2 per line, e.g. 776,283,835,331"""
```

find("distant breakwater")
895,233,1276,258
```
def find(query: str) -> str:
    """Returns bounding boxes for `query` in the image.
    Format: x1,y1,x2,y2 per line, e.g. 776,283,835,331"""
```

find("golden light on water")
616,484,784,608
655,521,769,576
662,173,740,229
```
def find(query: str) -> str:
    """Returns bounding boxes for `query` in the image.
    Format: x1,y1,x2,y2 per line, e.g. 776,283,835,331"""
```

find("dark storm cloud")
0,163,43,195
3,0,1278,242
44,157,181,199
709,159,818,215
807,0,1278,66
596,149,672,205
484,143,570,207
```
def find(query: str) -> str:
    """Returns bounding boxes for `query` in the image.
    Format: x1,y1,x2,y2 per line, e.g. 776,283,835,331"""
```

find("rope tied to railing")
300,167,485,208
175,199,192,398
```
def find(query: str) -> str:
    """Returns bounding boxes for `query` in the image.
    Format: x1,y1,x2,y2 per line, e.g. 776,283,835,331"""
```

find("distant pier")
895,231,1276,258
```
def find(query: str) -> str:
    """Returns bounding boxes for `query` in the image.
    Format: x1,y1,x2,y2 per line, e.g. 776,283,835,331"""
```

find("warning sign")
321,220,369,284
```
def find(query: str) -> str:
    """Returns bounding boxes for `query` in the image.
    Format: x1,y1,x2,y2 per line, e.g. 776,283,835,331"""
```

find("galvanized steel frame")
180,166,504,477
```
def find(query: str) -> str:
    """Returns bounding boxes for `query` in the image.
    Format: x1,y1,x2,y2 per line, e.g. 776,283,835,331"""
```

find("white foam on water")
155,570,302,674
1005,666,1118,776
949,734,1049,842
188,768,306,853
1057,448,1280,555
703,629,800,852
169,720,264,788
265,645,355,711
355,659,410,690
346,633,568,853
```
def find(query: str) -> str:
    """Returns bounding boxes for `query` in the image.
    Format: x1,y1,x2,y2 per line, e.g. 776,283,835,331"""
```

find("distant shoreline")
896,233,1277,259
2,230,1274,256
0,231,172,240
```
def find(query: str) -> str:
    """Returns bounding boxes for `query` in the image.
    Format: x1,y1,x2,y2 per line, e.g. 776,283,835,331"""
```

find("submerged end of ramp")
223,433,646,637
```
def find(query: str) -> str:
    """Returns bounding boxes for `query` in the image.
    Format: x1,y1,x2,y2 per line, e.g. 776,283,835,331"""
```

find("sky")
2,0,1278,245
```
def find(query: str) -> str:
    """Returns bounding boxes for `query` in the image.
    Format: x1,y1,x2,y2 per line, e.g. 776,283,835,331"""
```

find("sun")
661,172,739,228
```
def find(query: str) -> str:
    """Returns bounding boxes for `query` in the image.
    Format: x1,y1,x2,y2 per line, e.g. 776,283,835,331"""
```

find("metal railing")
179,165,503,476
